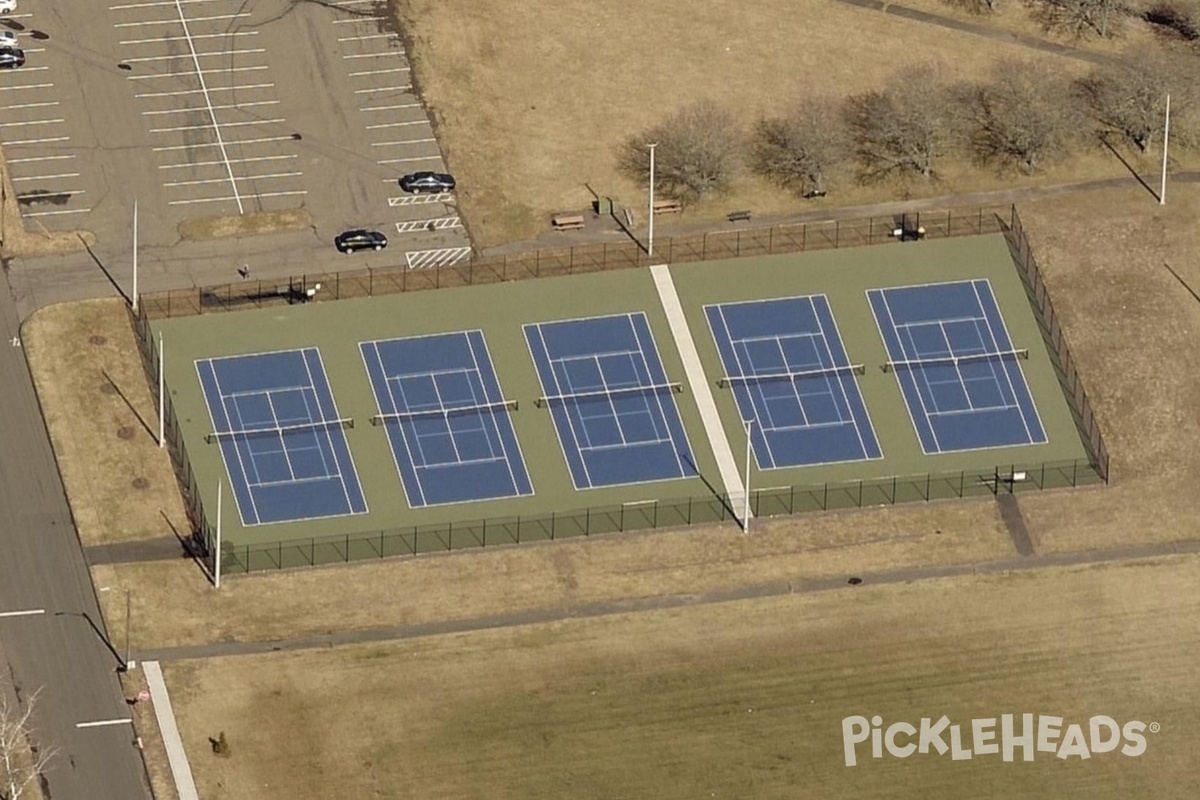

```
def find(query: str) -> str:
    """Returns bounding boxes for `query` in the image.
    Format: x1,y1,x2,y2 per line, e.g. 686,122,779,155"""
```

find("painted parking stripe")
353,85,411,94
370,138,436,146
110,0,227,9
405,247,472,269
120,48,266,63
387,193,452,206
0,119,65,128
168,189,307,206
365,120,428,129
152,135,295,151
5,136,71,145
114,13,250,27
159,154,297,169
11,173,81,182
342,52,400,59
164,171,302,187
17,66,49,73
348,67,409,77
377,156,442,165
127,65,269,80
7,154,75,164
149,118,285,133
121,31,259,45
0,84,54,92
25,208,91,218
17,190,85,200
337,33,397,42
0,609,45,618
395,216,461,234
142,100,279,115
76,719,132,729
332,16,385,23
361,103,419,111
136,82,274,98
0,101,59,110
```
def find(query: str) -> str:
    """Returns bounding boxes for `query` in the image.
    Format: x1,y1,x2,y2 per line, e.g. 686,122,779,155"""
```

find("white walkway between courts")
649,263,751,523
144,660,200,800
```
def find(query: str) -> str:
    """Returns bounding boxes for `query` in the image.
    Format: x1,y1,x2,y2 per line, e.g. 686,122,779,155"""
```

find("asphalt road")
0,287,151,799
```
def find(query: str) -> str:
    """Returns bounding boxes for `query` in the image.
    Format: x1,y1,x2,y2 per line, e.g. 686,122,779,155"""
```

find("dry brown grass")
167,555,1200,799
0,146,95,257
22,299,190,547
394,0,1181,246
177,209,312,242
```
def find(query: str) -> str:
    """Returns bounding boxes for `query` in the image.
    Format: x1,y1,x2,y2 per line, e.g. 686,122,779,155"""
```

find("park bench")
727,209,752,223
652,199,682,215
551,213,585,231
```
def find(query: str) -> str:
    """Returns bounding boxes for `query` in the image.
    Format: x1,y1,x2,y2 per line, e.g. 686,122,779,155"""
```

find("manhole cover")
117,426,135,440
99,383,117,395
88,334,107,346
131,477,150,490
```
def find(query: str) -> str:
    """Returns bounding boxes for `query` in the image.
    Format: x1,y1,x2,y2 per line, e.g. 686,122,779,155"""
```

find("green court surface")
152,234,1093,563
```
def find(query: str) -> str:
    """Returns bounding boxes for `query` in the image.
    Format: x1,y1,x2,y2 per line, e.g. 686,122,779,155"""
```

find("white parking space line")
342,52,396,59
361,103,419,111
338,33,397,42
6,137,71,145
26,208,92,218
114,13,250,27
168,189,306,206
0,119,65,128
377,156,443,165
332,16,384,23
121,31,258,45
159,154,297,169
7,155,76,164
18,67,50,73
365,120,428,130
151,135,295,151
142,100,279,115
11,173,81,182
0,101,59,111
164,171,301,187
76,719,133,729
16,190,86,200
405,247,472,269
121,48,266,63
136,82,274,98
0,609,45,618
0,84,54,92
395,217,461,234
388,193,452,206
353,85,411,94
149,118,285,133
110,0,226,9
370,138,436,147
127,65,270,80
348,67,409,77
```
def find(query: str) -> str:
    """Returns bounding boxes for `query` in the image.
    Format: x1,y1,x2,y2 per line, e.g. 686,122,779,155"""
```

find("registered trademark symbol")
1149,722,1161,734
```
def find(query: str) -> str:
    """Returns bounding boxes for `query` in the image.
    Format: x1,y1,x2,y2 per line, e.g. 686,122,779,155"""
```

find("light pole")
131,200,138,311
647,142,658,258
743,418,753,534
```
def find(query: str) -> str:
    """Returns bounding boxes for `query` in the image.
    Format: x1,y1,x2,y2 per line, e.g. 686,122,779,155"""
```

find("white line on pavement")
0,609,45,618
364,120,427,129
377,156,442,164
370,138,436,146
149,117,285,133
76,718,133,729
16,66,49,73
168,189,306,206
142,100,278,115
348,67,409,77
0,84,54,92
353,85,411,94
152,135,294,151
11,173,80,181
0,119,64,128
127,65,269,79
7,154,75,164
25,208,91,218
121,48,266,63
136,82,274,98
110,0,225,9
361,103,419,112
342,52,395,59
164,171,301,187
0,101,59,110
159,153,296,169
5,136,70,145
332,16,384,23
17,189,85,200
337,33,396,42
114,12,249,27
121,31,258,45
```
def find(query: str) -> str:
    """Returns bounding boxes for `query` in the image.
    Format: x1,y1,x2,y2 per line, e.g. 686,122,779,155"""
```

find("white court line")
110,0,225,9
338,33,397,42
5,136,70,145
168,189,306,205
332,16,384,23
25,208,91,218
0,609,45,618
121,48,265,63
142,100,278,115
136,82,273,98
164,171,301,187
159,153,296,169
370,138,436,146
0,119,65,128
127,65,269,80
349,67,409,76
76,719,133,729
377,156,441,164
365,120,427,129
121,31,258,45
149,117,285,133
11,173,80,181
0,101,59,110
353,85,411,94
152,134,295,151
0,84,54,92
361,103,418,111
114,13,249,27
7,154,75,164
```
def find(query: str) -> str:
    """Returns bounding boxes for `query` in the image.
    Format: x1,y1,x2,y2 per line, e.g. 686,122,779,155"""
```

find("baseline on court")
867,279,1047,454
523,312,697,490
705,295,882,469
196,348,367,526
359,330,533,507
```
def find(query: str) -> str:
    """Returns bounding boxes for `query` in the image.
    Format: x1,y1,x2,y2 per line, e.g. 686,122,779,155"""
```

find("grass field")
165,555,1200,799
393,0,1176,245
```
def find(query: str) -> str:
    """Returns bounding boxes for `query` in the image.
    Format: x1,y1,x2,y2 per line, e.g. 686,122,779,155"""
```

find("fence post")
702,233,708,260
822,482,828,510
925,472,930,501
835,221,840,248
736,230,742,256
551,512,556,540
768,226,774,254
802,223,807,250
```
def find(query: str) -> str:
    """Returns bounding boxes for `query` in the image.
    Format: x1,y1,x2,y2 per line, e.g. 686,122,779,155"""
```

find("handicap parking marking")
387,192,453,207
405,247,472,270
395,217,462,234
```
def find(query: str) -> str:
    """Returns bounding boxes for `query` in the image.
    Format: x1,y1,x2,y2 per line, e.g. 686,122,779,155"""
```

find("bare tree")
1080,49,1200,151
750,97,846,196
963,59,1084,172
618,100,741,203
1,686,54,800
1038,0,1123,38
842,64,959,181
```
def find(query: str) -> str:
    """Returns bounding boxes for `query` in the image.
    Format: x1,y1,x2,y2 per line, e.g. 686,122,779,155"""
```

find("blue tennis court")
705,295,882,469
196,348,368,526
360,330,533,508
524,313,697,490
868,279,1048,454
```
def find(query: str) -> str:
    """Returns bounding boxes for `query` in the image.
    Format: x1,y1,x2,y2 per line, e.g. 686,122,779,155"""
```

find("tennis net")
535,382,683,409
205,417,354,444
718,363,865,388
370,399,518,425
882,348,1028,373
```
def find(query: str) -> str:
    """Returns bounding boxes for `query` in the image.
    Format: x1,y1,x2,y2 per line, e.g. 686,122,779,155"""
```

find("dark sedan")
334,229,388,253
398,171,455,194
0,47,24,69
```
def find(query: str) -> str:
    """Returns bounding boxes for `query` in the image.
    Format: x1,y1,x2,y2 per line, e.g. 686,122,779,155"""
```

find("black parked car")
334,229,388,253
0,47,25,69
398,171,455,194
